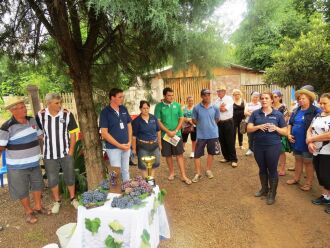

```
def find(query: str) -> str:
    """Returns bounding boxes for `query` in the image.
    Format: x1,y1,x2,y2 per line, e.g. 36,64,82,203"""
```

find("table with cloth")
67,186,170,248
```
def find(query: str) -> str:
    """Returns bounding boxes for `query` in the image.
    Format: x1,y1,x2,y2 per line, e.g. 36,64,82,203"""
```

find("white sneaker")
245,149,253,156
51,201,61,214
71,198,79,209
190,152,194,158
205,170,214,179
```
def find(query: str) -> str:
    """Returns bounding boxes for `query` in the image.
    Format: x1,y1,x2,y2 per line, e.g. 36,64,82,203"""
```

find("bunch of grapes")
111,194,142,209
98,179,110,190
81,191,94,205
81,189,108,207
93,189,107,202
121,177,153,195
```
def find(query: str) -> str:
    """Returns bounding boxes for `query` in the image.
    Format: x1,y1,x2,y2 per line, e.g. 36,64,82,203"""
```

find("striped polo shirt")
36,108,79,159
0,116,43,170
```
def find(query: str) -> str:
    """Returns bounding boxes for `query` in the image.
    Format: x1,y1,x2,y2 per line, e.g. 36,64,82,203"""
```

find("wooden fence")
241,84,294,107
163,77,210,105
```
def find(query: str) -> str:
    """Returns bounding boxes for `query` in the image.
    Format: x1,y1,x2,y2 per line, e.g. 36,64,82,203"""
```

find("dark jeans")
233,119,243,146
313,154,330,190
254,144,281,179
218,119,237,162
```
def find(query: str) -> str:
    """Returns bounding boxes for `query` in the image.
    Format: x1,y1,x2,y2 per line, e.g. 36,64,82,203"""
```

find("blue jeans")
106,149,130,182
254,144,281,179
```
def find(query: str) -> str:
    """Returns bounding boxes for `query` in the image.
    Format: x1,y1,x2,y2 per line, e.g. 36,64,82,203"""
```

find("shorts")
44,155,75,188
293,150,313,160
194,138,221,158
182,128,197,143
7,166,44,200
161,138,184,157
137,141,161,170
106,149,130,182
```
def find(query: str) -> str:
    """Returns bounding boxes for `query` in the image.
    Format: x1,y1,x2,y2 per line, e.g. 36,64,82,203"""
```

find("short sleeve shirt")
132,114,160,141
291,110,308,152
248,109,286,146
154,101,183,137
310,114,330,155
192,103,220,139
0,116,43,170
99,105,132,149
213,95,234,120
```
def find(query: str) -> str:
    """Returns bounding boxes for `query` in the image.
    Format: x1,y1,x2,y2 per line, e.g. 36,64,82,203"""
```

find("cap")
201,88,211,95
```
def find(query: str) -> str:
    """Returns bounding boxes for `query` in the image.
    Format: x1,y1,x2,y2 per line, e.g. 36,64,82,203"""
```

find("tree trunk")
70,67,105,189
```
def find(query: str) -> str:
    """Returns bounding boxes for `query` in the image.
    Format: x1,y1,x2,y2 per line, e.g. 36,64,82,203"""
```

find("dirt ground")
0,139,330,248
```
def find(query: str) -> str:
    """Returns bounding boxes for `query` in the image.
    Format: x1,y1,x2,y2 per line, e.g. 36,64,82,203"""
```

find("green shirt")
154,101,183,137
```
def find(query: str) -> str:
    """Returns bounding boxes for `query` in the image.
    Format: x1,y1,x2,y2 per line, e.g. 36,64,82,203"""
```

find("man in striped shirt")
36,93,79,214
0,96,46,224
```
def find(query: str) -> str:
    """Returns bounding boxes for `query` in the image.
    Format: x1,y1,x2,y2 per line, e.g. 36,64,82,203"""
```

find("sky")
212,0,248,40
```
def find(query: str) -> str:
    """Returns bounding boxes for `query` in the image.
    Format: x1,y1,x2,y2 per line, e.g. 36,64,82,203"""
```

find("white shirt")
244,102,261,121
213,95,234,121
310,114,330,155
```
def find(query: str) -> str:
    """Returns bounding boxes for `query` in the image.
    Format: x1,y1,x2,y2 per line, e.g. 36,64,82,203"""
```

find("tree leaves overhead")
265,14,330,93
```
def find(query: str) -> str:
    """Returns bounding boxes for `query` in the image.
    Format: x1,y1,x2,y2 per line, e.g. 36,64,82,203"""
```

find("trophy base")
146,177,156,187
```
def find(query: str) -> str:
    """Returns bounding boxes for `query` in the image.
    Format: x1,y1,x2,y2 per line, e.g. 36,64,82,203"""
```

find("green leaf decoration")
157,189,167,205
131,202,147,210
140,229,151,248
138,193,149,200
85,217,101,235
105,235,123,248
109,220,124,234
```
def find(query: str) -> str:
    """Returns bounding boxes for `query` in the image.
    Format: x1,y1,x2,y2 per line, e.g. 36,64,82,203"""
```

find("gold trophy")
141,155,156,187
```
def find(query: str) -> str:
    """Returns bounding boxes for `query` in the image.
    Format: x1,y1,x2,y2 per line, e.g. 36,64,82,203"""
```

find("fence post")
26,85,41,116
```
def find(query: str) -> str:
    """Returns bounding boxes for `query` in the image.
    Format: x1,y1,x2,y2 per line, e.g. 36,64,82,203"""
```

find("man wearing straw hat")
0,96,47,224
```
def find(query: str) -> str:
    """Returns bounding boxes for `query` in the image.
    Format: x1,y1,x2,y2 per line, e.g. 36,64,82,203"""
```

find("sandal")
181,178,192,185
26,213,38,224
300,184,312,191
167,175,176,181
33,207,51,215
286,179,299,185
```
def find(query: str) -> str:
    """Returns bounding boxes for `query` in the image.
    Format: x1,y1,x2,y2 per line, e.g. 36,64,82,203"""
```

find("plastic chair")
0,150,8,187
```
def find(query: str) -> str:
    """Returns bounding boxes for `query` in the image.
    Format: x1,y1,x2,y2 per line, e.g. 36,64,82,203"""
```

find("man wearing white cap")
0,96,47,224
214,85,238,167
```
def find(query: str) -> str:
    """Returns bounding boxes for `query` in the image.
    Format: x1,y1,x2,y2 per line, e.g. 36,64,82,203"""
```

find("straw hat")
216,84,227,91
295,89,316,102
2,96,28,110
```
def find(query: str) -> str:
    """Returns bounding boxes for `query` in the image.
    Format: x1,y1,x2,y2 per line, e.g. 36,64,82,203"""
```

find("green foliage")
140,229,151,248
85,217,101,235
232,0,310,70
105,235,123,248
265,14,330,93
109,220,124,234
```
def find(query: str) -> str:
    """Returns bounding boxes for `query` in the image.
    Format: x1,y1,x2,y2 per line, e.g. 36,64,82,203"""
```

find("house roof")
146,63,264,76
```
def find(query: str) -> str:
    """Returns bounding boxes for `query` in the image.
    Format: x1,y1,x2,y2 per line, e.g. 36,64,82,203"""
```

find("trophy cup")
141,155,156,187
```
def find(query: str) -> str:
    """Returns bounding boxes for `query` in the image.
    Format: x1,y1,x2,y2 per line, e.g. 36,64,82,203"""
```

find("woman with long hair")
247,92,287,205
182,96,196,158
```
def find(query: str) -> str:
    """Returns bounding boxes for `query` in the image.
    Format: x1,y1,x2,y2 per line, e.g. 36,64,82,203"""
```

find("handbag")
239,120,247,134
280,136,292,153
182,123,195,134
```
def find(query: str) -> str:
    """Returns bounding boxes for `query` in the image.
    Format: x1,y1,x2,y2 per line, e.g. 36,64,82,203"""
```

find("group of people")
0,93,79,224
1,84,330,226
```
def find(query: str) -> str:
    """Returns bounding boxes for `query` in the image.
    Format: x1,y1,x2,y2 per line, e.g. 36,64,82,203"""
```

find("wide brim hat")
2,96,28,110
295,89,316,102
216,84,227,91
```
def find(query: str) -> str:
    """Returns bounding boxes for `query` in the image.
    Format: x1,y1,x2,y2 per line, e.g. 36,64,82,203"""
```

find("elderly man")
0,96,46,224
214,85,238,167
36,93,79,214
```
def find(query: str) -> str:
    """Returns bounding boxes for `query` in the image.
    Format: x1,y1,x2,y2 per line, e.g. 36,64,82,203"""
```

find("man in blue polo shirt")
100,88,132,181
192,89,221,183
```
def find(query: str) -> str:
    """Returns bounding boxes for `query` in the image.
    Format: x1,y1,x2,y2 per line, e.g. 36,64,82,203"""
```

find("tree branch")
67,0,82,49
26,0,55,37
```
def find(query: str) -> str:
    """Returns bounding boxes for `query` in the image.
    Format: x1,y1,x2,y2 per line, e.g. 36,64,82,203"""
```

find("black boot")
254,174,269,197
267,177,278,205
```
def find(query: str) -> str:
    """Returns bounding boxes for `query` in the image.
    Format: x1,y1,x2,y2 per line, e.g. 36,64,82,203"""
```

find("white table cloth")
67,186,170,248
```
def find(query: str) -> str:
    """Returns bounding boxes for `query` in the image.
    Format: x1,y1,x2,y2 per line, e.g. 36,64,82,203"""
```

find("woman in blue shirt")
247,92,287,205
132,101,161,179
287,89,321,191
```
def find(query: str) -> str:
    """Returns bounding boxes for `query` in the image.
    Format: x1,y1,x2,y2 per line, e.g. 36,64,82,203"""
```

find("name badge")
120,122,124,129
